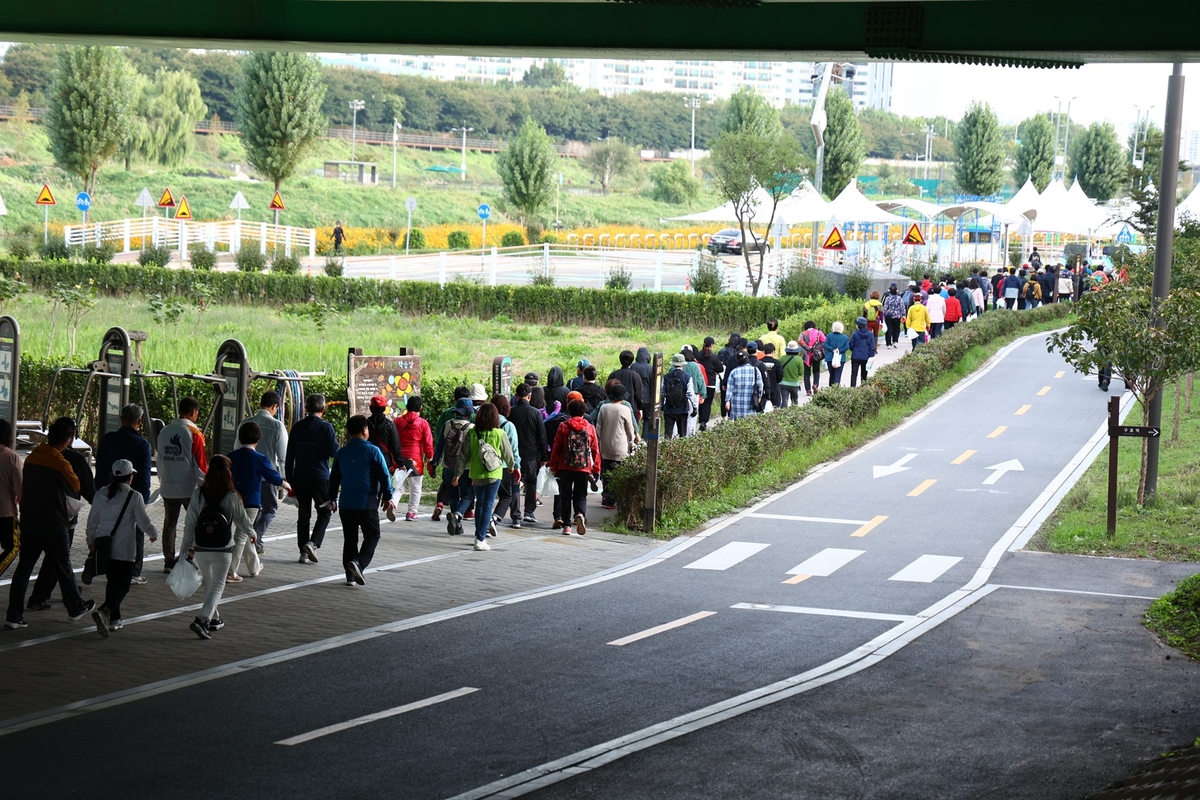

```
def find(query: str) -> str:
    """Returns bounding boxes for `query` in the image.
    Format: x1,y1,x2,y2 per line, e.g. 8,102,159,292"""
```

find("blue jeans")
463,480,500,541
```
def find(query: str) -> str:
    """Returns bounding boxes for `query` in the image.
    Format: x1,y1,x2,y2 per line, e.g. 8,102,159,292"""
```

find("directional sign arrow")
873,453,917,479
983,459,1024,485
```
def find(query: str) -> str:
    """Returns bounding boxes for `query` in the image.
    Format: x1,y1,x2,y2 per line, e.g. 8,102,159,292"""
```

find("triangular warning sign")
174,195,193,220
902,223,926,246
821,226,847,251
35,184,56,206
158,188,175,208
269,191,285,211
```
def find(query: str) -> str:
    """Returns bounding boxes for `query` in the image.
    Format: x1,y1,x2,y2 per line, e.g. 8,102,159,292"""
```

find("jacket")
697,348,724,389
94,425,153,502
904,303,930,333
596,401,636,461
761,331,787,357
228,446,283,508
395,412,435,475
86,483,159,563
240,410,288,471
548,416,602,476
926,293,947,324
0,444,21,519
761,356,783,406
606,367,644,418
63,447,95,527
631,348,653,404
157,417,208,499
329,437,392,511
544,412,568,460
823,331,852,364
661,367,697,416
545,366,569,409
801,328,826,367
779,352,804,387
457,427,515,484
368,409,403,471
508,399,548,462
848,328,877,361
285,414,339,483
181,488,254,554
21,444,80,532
682,362,705,405
498,415,520,463
579,382,607,412
944,296,963,323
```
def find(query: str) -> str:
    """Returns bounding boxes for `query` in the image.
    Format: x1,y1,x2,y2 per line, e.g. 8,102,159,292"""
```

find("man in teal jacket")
329,415,394,587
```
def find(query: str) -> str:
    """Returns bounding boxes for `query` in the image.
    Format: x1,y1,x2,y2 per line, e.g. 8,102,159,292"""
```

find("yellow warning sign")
158,188,176,208
269,191,285,211
35,184,56,206
174,195,193,220
902,223,926,246
821,226,847,251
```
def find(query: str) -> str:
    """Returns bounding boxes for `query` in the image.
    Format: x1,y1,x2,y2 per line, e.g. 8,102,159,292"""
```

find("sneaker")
346,577,355,586
405,512,417,522
256,545,266,556
208,617,225,631
523,513,537,523
553,518,564,530
386,506,397,523
464,510,475,520
302,543,319,563
68,600,96,622
248,565,264,578
473,539,491,551
226,573,244,583
488,515,499,537
5,619,27,629
130,576,148,585
190,617,211,640
163,565,174,574
509,519,522,529
298,553,310,564
447,512,460,537
26,600,51,612
347,560,366,586
562,526,573,536
574,514,587,536
431,503,444,522
93,609,110,639
109,620,124,632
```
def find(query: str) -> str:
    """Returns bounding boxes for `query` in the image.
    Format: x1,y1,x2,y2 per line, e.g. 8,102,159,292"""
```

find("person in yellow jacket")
903,291,931,351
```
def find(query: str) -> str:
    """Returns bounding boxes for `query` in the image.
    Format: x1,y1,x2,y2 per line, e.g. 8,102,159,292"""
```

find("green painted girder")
1,1,1197,63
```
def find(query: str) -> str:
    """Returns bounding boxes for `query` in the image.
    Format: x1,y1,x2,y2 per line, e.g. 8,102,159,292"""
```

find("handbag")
87,490,134,579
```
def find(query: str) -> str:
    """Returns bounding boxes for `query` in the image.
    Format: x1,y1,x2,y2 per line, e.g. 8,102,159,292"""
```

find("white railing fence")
64,218,316,259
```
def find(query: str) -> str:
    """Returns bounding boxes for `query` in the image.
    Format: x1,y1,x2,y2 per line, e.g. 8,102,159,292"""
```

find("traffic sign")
174,195,193,220
821,225,846,251
1116,226,1134,245
35,185,56,206
75,192,92,213
157,188,175,208
229,191,250,211
902,223,926,246
406,196,418,212
269,191,285,211
477,203,491,220
1111,425,1160,438
135,188,155,208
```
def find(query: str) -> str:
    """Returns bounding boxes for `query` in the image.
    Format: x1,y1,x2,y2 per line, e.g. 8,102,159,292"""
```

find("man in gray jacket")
239,391,288,554
157,398,208,571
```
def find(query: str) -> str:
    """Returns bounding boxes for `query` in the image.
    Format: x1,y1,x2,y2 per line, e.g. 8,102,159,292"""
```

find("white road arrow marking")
983,459,1025,485
873,453,918,479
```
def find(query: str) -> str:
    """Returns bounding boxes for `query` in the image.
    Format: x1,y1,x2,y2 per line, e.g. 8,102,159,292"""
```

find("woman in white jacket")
87,460,160,638
180,455,254,640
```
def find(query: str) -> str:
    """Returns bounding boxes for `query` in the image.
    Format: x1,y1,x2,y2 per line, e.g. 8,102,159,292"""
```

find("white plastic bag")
830,348,843,369
166,559,203,600
391,468,412,505
537,466,559,497
866,357,875,372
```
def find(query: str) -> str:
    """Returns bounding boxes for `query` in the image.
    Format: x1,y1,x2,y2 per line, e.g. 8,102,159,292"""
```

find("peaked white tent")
874,197,944,220
1006,176,1041,218
665,186,777,224
776,180,834,225
1176,185,1200,226
827,183,911,225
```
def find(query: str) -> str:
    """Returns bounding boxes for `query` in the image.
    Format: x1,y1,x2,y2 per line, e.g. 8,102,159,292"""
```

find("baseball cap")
703,336,716,347
455,398,474,416
745,341,758,354
369,395,388,409
576,359,591,369
524,372,539,385
566,390,584,404
112,459,137,477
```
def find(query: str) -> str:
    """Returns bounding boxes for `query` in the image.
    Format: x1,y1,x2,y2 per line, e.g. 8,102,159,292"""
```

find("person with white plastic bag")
86,460,159,638
180,455,254,640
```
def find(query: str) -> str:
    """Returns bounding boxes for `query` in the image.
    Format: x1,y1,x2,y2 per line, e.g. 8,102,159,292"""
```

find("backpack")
882,293,905,318
443,419,472,467
194,496,233,549
477,433,504,472
663,370,687,409
563,425,593,470
804,330,825,362
1024,280,1041,300
865,300,880,322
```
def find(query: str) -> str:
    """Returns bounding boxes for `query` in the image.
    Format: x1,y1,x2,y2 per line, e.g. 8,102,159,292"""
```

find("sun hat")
785,340,801,354
470,383,488,402
671,353,686,366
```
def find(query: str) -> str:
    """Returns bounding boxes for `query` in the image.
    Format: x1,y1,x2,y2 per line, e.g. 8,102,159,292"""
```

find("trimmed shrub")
605,264,633,291
235,248,267,273
39,240,71,261
403,228,426,250
190,249,217,271
447,230,471,250
324,257,344,278
272,255,302,275
81,243,117,265
501,230,525,248
778,259,837,300
7,239,34,261
540,234,559,245
842,264,872,300
529,269,556,287
689,252,722,295
138,246,172,268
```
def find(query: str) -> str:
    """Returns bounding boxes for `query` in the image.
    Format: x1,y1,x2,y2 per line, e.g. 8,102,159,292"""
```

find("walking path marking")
1054,370,1066,379
850,515,888,538
684,542,769,571
786,548,864,580
1015,404,1032,415
873,453,917,478
950,449,977,465
987,426,1008,438
907,479,937,497
731,603,915,623
275,687,479,746
983,459,1025,485
607,611,717,646
1038,386,1052,396
748,513,868,526
888,555,963,583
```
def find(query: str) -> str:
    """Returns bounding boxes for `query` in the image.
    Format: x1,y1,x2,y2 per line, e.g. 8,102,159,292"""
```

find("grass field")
1033,381,1200,561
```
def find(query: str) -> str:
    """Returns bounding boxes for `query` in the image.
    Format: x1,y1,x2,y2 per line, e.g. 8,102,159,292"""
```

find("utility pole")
924,125,935,180
452,125,474,181
392,118,402,189
349,99,365,162
1145,63,1185,501
685,97,701,177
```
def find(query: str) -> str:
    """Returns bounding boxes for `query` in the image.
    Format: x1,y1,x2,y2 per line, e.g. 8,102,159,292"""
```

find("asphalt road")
8,330,1189,800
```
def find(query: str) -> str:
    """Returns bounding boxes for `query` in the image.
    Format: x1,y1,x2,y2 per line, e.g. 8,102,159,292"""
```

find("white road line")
683,542,769,571
991,584,1158,601
731,603,915,623
747,513,869,525
889,555,963,583
786,548,864,577
275,687,479,746
607,611,717,646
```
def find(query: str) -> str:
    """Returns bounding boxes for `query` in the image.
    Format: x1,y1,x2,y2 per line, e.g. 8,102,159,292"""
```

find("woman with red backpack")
547,400,601,536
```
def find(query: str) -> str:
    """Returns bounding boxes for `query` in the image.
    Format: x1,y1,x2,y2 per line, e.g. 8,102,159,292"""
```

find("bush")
650,159,702,205
7,239,33,261
324,257,344,278
272,255,302,275
138,245,173,268
190,249,217,271
235,248,268,273
690,252,723,295
529,268,556,287
403,228,426,250
843,264,872,300
525,219,545,244
80,243,117,265
605,264,633,291
39,240,71,261
447,230,471,250
778,257,837,300
501,230,525,248
540,234,559,245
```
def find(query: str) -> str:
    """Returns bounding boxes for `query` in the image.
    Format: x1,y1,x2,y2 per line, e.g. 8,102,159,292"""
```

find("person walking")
284,393,339,565
824,321,852,386
429,386,471,522
799,321,825,397
329,415,395,587
29,417,96,606
451,403,515,550
366,395,403,510
848,317,877,387
435,399,475,536
239,391,288,553
489,395,522,534
944,287,964,332
595,384,636,510
87,460,160,638
180,455,252,639
606,350,645,425
507,383,547,527
661,353,697,438
759,343,783,412
332,221,346,255
94,404,152,507
696,337,723,431
544,366,569,410
157,398,208,572
723,352,763,421
5,418,95,629
394,396,435,522
926,288,947,339
227,422,279,579
761,319,787,360
566,359,590,393
547,399,601,536
903,293,931,351
863,292,883,342
0,420,20,580
881,283,905,349
778,341,804,408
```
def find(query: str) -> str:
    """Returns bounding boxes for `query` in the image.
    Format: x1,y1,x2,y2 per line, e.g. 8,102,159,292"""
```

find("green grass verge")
1031,381,1200,561
1144,573,1200,660
620,316,1072,540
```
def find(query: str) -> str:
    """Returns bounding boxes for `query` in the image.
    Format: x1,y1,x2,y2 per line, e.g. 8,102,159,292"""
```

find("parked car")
708,228,769,255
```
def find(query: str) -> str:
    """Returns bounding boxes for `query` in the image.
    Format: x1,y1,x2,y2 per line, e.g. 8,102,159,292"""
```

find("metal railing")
64,217,316,258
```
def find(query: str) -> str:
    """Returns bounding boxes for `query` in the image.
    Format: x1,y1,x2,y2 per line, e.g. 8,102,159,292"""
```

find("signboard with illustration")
492,355,513,399
347,348,421,418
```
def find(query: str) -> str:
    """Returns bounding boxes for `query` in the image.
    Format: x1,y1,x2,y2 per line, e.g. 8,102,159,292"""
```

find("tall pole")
685,97,701,177
349,99,365,162
1145,63,1185,501
1061,98,1076,180
392,117,399,190
452,126,473,182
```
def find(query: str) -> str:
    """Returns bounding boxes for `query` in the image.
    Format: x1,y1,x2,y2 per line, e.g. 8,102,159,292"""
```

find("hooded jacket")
631,348,653,405
849,324,878,361
697,347,724,389
508,398,548,462
395,412,435,475
548,415,602,476
606,365,644,419
367,408,403,471
22,444,80,532
545,366,569,409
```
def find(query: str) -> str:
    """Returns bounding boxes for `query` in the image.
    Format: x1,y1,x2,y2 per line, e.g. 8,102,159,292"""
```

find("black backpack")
663,370,687,409
194,496,233,549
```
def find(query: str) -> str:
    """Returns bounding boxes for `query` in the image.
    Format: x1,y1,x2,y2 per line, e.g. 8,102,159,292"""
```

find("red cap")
370,395,388,409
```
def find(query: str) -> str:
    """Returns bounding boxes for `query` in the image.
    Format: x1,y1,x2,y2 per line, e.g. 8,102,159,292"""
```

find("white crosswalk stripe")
787,548,865,577
888,555,963,583
684,541,770,571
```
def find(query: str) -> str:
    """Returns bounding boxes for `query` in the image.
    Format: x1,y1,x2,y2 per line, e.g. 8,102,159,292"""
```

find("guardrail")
64,217,316,258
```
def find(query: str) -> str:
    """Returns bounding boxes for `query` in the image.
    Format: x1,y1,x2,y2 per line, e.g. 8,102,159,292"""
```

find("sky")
891,62,1200,137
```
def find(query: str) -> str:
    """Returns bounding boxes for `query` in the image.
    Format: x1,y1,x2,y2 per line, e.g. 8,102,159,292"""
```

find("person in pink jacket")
799,320,826,396
393,396,435,521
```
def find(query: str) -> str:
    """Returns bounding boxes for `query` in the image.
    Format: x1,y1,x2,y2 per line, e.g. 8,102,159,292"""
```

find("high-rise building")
1182,130,1200,167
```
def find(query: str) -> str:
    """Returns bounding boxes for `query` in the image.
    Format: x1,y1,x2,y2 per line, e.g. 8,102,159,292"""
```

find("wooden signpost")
347,347,421,419
1106,395,1160,536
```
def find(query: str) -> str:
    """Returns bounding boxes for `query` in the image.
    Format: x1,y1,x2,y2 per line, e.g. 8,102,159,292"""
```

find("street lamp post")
684,97,701,177
349,99,365,162
392,118,402,189
452,125,474,181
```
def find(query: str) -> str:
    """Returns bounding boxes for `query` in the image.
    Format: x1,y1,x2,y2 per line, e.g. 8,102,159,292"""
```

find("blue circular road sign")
477,203,491,220
75,192,92,212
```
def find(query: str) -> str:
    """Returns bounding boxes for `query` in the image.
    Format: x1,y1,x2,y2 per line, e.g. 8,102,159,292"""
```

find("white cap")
112,459,137,477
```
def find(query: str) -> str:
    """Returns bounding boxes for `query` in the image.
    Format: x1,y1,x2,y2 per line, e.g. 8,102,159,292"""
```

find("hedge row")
609,303,1074,529
0,260,830,331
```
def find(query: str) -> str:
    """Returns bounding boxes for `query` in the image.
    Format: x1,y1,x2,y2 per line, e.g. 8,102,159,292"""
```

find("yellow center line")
1037,386,1052,396
1015,404,1032,415
607,611,717,646
783,574,810,585
907,479,937,497
850,515,889,538
987,425,1008,439
951,449,977,465
1054,370,1066,379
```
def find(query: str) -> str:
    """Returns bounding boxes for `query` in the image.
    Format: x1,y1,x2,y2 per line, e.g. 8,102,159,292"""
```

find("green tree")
650,159,702,205
582,138,636,194
954,101,1005,197
720,87,779,137
496,118,558,238
1014,113,1056,192
521,62,567,89
46,46,136,197
1,43,56,99
1068,122,1127,202
236,51,327,193
822,86,866,198
126,69,208,169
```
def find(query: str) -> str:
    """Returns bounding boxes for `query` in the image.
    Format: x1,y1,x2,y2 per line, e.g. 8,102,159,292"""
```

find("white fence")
63,218,316,258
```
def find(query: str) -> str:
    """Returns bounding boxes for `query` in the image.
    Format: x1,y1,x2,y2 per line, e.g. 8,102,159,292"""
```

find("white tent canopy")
1023,178,1105,234
1176,184,1200,226
1006,176,1041,218
664,186,777,224
776,180,834,225
874,197,943,220
827,183,911,225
